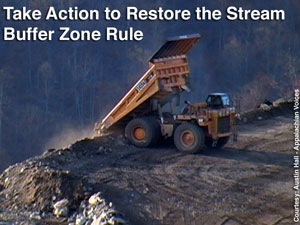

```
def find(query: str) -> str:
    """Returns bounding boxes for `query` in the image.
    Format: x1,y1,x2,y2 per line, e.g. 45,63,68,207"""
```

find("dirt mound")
0,136,127,224
0,161,83,212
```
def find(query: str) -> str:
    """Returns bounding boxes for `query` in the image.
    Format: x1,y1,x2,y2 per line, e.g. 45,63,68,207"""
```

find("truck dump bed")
95,34,200,133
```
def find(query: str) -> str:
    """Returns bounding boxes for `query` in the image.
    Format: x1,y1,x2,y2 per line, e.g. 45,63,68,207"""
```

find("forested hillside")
0,0,299,171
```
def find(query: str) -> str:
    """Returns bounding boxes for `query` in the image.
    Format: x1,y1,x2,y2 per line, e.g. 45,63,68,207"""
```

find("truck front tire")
174,123,205,153
125,117,159,147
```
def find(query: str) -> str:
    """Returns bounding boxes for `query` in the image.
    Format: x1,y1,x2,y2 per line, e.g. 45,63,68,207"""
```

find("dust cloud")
44,125,96,150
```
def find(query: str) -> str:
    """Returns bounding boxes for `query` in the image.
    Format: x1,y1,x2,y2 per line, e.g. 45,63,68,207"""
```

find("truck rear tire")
173,123,205,153
205,136,230,149
125,117,158,147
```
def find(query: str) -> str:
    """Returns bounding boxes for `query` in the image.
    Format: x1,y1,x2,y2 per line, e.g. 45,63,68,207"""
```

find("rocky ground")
0,102,295,225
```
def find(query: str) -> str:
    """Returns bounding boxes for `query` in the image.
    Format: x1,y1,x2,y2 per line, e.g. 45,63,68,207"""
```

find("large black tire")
125,117,158,147
205,136,230,149
148,117,162,144
173,123,205,153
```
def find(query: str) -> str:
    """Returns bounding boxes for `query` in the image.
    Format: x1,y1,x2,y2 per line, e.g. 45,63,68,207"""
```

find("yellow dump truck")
95,34,236,153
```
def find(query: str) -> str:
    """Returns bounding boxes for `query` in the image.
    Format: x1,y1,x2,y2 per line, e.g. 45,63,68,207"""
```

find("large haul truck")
95,34,237,153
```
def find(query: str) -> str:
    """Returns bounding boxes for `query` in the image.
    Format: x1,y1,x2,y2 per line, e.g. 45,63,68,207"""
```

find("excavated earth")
0,102,295,225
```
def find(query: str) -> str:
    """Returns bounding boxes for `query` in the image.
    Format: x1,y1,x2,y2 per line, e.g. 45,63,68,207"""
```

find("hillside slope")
0,103,294,225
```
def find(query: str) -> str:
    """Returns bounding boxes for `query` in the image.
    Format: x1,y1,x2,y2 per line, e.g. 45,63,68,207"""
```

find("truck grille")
218,116,230,133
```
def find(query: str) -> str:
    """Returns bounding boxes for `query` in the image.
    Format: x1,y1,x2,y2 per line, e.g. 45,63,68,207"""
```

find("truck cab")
206,93,231,109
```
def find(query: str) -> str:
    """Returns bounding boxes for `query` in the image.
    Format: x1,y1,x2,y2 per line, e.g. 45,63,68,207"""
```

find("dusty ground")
0,103,294,225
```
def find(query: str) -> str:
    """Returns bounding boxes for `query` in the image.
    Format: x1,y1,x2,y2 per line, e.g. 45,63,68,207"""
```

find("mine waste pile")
0,99,296,225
